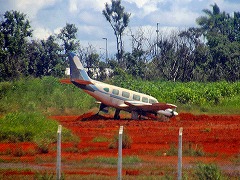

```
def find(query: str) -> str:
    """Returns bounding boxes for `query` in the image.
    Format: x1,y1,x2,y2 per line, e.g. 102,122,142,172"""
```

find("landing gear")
131,111,139,120
114,109,121,120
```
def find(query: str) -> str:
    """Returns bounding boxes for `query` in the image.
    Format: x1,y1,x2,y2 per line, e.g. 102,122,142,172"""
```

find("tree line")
0,2,239,82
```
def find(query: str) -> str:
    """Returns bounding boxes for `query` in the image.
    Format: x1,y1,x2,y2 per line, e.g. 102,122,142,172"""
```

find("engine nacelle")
157,108,178,117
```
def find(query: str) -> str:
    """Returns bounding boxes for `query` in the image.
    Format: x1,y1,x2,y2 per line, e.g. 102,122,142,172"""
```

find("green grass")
0,112,79,147
111,75,240,114
108,130,132,149
81,156,142,165
194,163,223,180
0,76,95,116
92,136,109,143
0,76,239,115
156,143,206,157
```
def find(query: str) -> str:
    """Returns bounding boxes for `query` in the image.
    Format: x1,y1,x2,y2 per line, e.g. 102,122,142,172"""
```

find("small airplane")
61,52,178,120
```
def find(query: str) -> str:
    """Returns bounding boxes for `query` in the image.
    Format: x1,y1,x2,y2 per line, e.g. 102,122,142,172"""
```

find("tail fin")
68,52,91,81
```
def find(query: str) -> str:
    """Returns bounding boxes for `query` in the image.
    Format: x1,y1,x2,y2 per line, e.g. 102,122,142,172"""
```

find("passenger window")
122,91,130,98
103,88,109,92
142,97,148,103
112,89,119,95
133,94,140,101
149,99,157,104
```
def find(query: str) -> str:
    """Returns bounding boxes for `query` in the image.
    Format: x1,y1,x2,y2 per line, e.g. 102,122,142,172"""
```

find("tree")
27,35,63,77
39,35,63,77
58,23,79,54
102,0,131,66
0,10,32,80
27,40,42,76
196,3,240,81
78,44,100,79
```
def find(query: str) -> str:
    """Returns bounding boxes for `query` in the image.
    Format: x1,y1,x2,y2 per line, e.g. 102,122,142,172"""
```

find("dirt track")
0,112,239,178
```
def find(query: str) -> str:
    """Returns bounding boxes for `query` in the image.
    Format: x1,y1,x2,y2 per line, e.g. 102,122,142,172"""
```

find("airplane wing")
124,101,176,111
60,79,93,85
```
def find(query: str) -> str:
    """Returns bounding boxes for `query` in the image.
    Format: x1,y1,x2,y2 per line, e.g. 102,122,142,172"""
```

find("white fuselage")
84,79,158,112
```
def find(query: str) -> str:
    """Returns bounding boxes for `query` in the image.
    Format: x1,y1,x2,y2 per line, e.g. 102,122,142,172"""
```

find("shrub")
183,143,205,157
89,156,141,165
34,171,66,180
166,144,178,156
194,163,223,180
166,143,205,157
92,136,109,143
108,130,132,149
0,112,79,147
0,77,95,116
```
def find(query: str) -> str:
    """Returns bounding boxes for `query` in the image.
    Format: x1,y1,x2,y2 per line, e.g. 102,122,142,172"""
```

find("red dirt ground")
0,112,239,178
51,112,240,156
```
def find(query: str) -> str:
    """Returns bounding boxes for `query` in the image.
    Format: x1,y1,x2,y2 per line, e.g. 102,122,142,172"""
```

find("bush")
1,77,240,115
108,130,132,149
0,77,95,116
87,156,141,165
194,163,223,180
0,112,79,146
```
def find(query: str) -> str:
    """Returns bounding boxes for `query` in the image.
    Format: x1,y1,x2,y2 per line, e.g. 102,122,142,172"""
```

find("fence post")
56,125,62,180
178,127,183,180
117,126,123,180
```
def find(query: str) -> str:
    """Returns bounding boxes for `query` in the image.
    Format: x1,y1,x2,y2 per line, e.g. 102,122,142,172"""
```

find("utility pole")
102,38,108,62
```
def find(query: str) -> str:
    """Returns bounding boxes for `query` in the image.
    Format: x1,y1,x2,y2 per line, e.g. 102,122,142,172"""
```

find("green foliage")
35,171,65,180
194,163,223,180
196,4,240,82
111,76,240,113
183,143,205,157
108,129,132,149
90,155,141,165
0,76,240,117
166,144,178,156
0,10,32,81
92,136,109,143
0,77,95,115
0,112,79,147
58,23,79,54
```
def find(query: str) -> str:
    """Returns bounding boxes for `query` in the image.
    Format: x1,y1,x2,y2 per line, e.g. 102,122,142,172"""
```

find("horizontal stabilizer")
73,79,93,85
59,79,92,85
60,79,72,84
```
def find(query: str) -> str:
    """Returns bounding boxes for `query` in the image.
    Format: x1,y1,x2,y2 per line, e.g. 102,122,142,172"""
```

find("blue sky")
0,0,239,57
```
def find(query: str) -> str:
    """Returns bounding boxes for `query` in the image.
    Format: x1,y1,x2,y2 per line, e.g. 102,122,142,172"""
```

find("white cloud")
126,0,159,8
14,0,56,18
33,27,53,40
69,0,78,13
78,11,100,25
125,0,160,16
68,0,111,13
